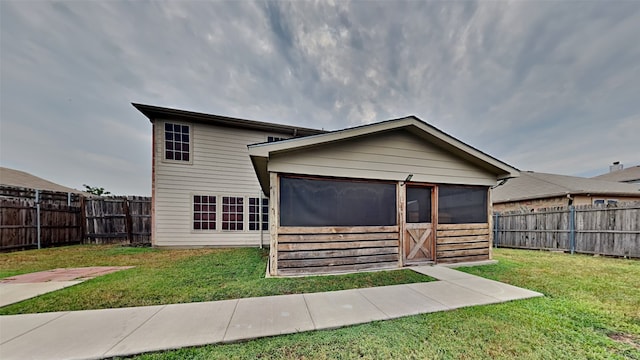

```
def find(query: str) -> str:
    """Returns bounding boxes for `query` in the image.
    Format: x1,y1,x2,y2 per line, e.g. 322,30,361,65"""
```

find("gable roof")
132,103,325,137
248,116,519,193
0,167,86,195
492,171,640,203
591,165,640,184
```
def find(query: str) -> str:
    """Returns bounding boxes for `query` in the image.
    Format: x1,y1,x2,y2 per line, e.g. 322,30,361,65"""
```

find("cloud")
1,0,639,195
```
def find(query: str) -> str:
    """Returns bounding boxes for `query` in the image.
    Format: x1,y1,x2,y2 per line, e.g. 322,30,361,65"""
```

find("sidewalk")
0,266,543,360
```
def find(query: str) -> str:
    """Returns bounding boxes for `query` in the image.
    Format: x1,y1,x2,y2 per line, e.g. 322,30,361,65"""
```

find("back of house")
135,103,519,275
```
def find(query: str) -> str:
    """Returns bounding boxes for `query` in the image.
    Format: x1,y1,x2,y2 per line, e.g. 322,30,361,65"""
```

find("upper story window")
165,123,190,161
267,136,286,143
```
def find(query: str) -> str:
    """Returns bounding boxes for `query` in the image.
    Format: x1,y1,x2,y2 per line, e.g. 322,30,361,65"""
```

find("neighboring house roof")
0,167,86,195
132,103,325,137
492,171,640,203
591,165,640,184
248,116,520,193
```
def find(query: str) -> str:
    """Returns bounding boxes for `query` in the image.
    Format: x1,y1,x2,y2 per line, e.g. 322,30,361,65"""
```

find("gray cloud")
1,0,639,195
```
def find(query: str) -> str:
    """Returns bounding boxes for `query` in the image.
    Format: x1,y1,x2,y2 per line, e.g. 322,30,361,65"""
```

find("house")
492,171,640,212
133,103,325,248
0,167,86,195
136,103,519,276
591,162,640,186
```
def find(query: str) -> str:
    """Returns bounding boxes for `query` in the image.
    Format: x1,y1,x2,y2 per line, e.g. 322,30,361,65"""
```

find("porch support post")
488,188,493,260
397,181,406,267
269,172,279,276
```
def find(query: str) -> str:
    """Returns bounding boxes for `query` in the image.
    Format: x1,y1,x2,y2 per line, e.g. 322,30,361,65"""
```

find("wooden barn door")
403,185,435,264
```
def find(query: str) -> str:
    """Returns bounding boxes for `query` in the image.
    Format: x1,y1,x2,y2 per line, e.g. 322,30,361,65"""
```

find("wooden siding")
436,223,490,263
276,226,400,275
268,130,497,186
154,120,286,247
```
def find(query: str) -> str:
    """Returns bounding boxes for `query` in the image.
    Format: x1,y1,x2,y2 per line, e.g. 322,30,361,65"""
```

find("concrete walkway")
0,266,542,360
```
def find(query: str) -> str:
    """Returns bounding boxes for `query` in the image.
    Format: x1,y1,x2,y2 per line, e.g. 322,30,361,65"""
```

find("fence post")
569,205,575,254
35,189,41,249
124,197,133,244
493,212,499,248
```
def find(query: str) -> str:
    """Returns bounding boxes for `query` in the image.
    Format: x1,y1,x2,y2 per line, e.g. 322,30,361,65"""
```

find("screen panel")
280,176,397,227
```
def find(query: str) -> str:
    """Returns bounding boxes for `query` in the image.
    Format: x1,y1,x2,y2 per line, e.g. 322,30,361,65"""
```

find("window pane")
280,176,396,226
166,151,173,160
165,123,172,131
183,153,189,161
406,186,432,223
438,185,488,224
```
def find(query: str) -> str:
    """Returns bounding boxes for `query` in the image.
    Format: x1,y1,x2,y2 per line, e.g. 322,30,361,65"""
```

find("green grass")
0,245,431,314
2,247,639,358
124,249,640,360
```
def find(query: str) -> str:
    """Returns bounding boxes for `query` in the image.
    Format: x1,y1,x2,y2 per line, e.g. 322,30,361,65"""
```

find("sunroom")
248,117,519,276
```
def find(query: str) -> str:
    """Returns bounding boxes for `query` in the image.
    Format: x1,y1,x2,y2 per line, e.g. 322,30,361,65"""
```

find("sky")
1,0,639,196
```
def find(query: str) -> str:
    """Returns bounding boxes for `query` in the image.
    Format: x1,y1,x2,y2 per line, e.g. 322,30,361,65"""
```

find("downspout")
259,191,263,249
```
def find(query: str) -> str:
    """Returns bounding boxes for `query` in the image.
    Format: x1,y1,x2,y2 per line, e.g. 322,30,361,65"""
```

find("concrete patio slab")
410,265,479,281
449,277,543,301
0,281,82,307
0,306,162,360
0,267,134,284
304,289,387,330
358,284,449,318
408,281,499,309
105,300,237,357
0,311,67,344
224,294,314,342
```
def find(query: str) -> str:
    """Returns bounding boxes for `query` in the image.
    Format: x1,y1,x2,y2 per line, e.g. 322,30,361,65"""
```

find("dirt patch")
0,266,134,283
608,333,640,350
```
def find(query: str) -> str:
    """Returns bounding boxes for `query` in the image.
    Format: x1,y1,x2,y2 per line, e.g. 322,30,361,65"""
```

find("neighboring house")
0,167,86,195
137,103,519,275
591,162,640,186
493,171,640,212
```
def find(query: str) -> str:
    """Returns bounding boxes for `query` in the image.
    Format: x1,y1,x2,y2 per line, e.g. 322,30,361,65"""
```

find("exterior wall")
268,130,497,187
153,119,288,247
493,196,569,212
494,195,640,213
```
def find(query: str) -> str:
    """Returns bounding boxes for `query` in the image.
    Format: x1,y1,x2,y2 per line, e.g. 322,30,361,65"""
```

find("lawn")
125,249,638,360
0,245,431,314
1,247,639,359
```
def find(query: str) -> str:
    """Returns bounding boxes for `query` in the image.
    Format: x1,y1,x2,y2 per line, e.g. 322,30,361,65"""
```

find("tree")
83,184,111,196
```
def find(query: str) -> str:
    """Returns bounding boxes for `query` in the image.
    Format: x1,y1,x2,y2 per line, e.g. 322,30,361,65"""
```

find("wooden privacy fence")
0,185,151,251
0,187,83,250
84,196,151,245
493,202,640,258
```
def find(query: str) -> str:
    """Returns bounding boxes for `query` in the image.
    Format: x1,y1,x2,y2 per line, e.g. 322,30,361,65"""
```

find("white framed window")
593,199,618,206
249,198,269,231
193,195,216,230
222,196,244,231
267,136,286,143
164,122,191,162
